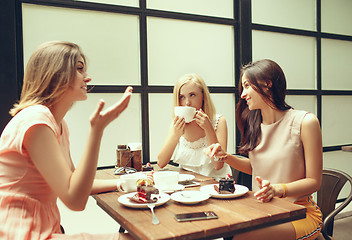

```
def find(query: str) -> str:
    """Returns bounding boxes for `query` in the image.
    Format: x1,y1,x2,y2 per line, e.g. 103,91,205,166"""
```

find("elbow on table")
157,155,169,169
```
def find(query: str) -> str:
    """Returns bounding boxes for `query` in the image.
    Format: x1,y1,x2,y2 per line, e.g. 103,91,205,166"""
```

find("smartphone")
179,181,200,188
175,211,218,222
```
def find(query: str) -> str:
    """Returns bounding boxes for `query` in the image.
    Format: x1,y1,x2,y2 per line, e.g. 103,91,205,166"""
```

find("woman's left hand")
194,109,212,131
90,86,133,132
254,176,276,202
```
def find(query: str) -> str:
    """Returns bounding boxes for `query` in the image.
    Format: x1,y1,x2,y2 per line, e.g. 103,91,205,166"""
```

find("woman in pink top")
206,59,323,240
0,41,132,239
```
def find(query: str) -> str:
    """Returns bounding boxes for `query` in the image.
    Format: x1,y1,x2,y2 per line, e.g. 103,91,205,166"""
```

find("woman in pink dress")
0,41,132,239
205,59,323,240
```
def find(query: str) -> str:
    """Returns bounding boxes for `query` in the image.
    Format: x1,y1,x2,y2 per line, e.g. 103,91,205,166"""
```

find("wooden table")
95,167,306,240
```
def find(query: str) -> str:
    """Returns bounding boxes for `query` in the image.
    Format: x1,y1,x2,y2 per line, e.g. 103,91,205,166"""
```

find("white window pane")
211,94,236,154
322,39,352,90
22,4,140,85
252,30,316,90
252,0,316,31
148,17,235,86
322,0,352,36
65,93,142,167
149,93,174,162
147,0,233,18
286,95,317,115
74,0,139,7
322,96,352,147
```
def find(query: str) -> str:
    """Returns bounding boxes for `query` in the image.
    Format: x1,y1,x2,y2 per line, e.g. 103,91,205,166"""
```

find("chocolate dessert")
214,174,235,194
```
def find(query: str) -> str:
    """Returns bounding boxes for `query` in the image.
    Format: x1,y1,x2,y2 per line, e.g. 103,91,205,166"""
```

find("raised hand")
194,109,212,131
204,143,227,162
89,86,133,132
172,115,185,139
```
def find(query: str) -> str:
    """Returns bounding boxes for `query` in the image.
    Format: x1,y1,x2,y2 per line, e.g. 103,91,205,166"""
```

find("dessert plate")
178,174,195,182
200,184,249,199
155,184,185,193
170,190,210,205
118,192,170,209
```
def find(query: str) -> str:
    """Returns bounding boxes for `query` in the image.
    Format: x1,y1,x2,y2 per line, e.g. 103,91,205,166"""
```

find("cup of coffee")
116,172,146,193
153,171,179,191
174,106,197,123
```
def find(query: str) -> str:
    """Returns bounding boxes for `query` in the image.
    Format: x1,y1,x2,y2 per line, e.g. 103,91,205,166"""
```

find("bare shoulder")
302,113,320,129
301,113,321,140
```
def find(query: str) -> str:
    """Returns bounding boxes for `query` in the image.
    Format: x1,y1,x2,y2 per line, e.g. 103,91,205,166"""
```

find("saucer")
170,191,210,204
155,184,185,193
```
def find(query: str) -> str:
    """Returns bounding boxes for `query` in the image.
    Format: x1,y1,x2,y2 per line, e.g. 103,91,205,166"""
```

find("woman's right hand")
89,86,133,132
172,115,185,139
204,143,228,162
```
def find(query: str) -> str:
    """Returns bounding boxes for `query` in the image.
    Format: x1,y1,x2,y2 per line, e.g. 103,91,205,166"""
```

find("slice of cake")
129,178,160,203
142,162,154,172
214,174,235,194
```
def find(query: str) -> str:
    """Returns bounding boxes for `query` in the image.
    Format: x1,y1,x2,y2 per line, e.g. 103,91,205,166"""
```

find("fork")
147,203,159,225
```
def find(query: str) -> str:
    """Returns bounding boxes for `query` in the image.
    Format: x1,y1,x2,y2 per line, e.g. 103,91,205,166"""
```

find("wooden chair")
316,169,352,240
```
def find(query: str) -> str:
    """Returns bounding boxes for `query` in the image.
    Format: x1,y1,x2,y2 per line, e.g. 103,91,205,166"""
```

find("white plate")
118,192,170,209
200,184,249,199
178,174,195,182
170,191,210,205
155,184,185,193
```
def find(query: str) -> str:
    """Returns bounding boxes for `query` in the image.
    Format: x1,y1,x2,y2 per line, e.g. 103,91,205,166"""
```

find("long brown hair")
10,41,86,116
236,59,291,154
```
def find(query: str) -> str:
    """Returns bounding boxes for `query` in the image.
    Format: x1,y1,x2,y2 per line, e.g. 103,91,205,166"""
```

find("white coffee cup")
174,106,197,123
116,173,146,193
153,171,179,191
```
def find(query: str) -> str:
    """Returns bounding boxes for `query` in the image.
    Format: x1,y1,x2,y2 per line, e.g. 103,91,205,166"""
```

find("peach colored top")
0,105,118,240
249,109,308,202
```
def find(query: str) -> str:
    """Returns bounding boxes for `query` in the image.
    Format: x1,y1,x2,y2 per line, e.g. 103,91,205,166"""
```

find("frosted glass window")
148,93,236,162
252,30,316,90
22,4,140,85
322,0,352,36
211,94,236,155
286,95,317,115
149,94,174,162
74,0,139,7
322,39,352,90
147,17,235,86
147,0,233,19
65,93,142,167
252,0,316,31
322,96,352,147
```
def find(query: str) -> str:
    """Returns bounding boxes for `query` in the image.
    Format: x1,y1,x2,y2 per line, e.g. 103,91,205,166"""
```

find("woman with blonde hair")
0,41,132,239
158,73,231,179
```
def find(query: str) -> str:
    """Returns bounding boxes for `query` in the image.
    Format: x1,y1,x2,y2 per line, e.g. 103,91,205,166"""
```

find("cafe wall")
6,0,352,169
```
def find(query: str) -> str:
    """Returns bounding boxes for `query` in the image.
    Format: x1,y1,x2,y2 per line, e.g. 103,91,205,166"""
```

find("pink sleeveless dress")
249,109,322,239
0,105,118,240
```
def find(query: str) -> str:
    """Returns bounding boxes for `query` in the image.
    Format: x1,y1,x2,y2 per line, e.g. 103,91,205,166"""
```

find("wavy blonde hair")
173,73,215,122
10,41,86,116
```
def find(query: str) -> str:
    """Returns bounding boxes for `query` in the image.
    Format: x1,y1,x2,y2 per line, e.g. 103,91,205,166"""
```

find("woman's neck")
49,99,73,128
260,106,287,125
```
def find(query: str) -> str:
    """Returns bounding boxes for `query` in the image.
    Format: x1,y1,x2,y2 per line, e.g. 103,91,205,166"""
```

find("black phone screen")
175,211,218,222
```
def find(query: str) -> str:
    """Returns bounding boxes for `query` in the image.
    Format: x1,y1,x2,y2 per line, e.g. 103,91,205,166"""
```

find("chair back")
317,169,352,239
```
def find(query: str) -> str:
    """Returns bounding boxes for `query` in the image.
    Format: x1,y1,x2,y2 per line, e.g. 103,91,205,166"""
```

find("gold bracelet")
280,184,288,198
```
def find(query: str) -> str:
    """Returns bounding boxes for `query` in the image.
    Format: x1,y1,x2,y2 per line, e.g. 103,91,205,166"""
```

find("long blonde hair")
10,41,86,116
173,73,216,122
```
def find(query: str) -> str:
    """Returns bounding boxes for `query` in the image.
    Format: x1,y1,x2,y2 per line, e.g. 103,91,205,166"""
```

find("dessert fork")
147,203,159,225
